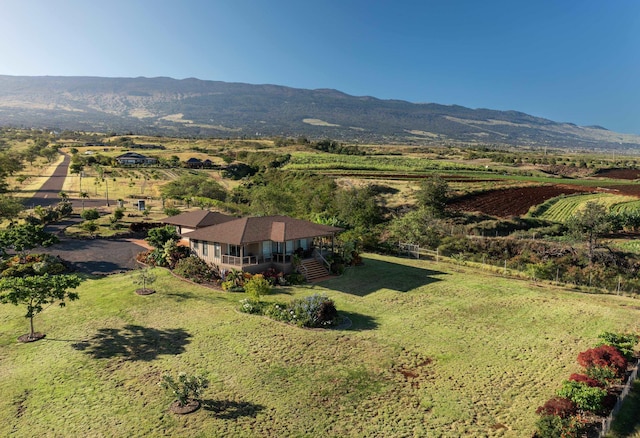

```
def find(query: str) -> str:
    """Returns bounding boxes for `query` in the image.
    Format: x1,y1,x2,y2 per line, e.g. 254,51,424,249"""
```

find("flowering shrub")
239,294,339,328
238,298,263,314
577,345,627,378
287,294,338,328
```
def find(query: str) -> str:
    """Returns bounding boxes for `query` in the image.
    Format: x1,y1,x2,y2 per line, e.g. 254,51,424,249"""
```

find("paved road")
27,153,106,210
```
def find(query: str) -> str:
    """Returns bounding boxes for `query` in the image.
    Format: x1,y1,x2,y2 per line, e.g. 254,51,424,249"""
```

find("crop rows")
286,153,482,173
535,193,637,222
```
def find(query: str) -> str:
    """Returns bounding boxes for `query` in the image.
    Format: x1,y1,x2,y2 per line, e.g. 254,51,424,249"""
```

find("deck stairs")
299,259,330,282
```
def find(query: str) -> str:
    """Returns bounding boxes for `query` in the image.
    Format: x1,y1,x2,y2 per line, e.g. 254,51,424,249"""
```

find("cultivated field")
1,254,638,437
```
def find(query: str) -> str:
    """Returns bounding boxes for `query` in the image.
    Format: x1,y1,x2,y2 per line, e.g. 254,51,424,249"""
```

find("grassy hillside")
1,254,638,437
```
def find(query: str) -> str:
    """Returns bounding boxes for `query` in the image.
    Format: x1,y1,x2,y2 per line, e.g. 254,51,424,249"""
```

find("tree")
79,192,89,210
333,186,382,229
0,196,23,221
0,273,81,341
134,267,157,294
416,176,449,217
566,202,612,263
0,223,58,261
388,207,445,248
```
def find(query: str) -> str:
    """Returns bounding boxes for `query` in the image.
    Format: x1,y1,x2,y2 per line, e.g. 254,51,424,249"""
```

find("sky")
0,0,638,133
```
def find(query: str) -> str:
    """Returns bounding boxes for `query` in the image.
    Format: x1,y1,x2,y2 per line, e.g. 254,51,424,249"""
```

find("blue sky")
0,1,638,133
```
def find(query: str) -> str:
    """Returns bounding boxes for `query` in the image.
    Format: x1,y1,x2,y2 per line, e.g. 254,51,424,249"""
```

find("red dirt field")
448,185,595,217
594,168,640,180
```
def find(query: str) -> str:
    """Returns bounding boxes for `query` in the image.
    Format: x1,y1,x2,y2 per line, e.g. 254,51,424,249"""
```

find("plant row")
534,332,639,437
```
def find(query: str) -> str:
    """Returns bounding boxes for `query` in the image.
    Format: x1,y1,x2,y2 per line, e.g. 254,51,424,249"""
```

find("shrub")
81,208,100,221
597,331,639,361
163,207,181,217
557,380,607,412
535,414,584,438
288,294,338,328
238,298,263,314
577,345,627,377
173,256,217,283
585,366,619,385
159,372,209,407
535,397,577,418
244,274,271,301
568,373,603,388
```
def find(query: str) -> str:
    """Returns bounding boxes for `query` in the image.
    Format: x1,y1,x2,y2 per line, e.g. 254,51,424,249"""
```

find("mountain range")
0,75,638,149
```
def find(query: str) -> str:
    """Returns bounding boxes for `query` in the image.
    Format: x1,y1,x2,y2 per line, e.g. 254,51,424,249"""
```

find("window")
192,240,199,251
202,242,208,256
214,243,221,258
228,244,241,257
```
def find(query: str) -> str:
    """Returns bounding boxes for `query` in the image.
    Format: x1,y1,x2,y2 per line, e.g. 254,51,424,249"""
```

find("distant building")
115,152,158,165
184,157,204,168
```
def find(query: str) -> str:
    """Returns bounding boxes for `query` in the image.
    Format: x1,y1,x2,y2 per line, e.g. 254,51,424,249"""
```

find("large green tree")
566,202,612,263
415,176,449,217
0,223,58,261
0,273,81,341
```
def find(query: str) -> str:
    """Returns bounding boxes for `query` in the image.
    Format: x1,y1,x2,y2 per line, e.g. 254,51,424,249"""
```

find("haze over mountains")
0,75,638,149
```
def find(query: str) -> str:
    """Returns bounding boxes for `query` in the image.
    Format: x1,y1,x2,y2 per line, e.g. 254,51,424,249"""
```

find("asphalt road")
26,153,106,210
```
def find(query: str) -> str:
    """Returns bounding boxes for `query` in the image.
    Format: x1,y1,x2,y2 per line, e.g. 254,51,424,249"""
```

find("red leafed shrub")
577,345,627,377
535,397,577,418
568,373,604,388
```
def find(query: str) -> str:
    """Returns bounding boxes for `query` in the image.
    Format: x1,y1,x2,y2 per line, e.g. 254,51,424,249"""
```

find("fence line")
398,243,439,262
600,359,639,437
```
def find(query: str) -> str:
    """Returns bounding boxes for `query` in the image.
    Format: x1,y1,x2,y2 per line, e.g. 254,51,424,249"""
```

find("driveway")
41,215,147,276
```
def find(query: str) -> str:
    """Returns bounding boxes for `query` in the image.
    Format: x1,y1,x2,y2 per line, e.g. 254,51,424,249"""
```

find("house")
115,152,158,165
182,215,342,280
161,210,236,235
184,157,203,168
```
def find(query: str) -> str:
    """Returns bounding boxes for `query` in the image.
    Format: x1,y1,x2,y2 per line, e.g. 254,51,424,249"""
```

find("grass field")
1,254,639,437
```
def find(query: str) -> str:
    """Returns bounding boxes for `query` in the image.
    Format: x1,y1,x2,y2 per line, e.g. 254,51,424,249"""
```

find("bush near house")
173,256,218,284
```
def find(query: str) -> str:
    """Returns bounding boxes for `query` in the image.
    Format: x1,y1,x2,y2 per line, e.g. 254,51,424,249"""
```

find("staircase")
299,259,330,282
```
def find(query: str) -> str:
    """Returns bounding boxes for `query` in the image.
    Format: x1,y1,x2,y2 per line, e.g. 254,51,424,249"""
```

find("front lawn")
0,254,638,437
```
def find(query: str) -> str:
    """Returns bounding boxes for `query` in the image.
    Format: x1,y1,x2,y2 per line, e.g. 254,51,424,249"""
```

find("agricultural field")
529,193,639,222
2,255,640,437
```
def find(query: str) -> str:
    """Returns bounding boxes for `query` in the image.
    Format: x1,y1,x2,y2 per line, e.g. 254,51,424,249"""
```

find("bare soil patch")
169,400,200,414
448,184,594,217
17,333,46,343
594,168,640,180
135,288,156,295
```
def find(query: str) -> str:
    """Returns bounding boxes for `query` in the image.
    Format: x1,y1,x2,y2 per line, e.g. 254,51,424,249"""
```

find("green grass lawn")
1,254,639,437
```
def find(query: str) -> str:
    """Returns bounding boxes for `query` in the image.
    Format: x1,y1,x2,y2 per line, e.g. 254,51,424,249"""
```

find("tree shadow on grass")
201,399,265,420
319,257,447,296
71,324,191,361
